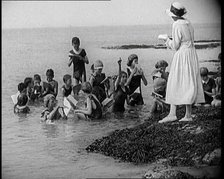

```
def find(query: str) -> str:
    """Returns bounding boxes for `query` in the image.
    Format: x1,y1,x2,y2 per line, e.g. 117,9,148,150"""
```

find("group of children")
13,36,221,123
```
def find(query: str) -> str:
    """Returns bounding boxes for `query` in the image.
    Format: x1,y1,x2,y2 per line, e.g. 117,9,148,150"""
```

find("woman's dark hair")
46,69,54,78
24,77,33,88
72,37,80,45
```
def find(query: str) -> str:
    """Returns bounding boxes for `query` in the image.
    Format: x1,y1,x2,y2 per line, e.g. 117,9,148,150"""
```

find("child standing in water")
42,69,58,98
74,82,102,120
126,54,148,106
89,60,107,103
112,58,129,112
68,37,89,85
14,82,30,113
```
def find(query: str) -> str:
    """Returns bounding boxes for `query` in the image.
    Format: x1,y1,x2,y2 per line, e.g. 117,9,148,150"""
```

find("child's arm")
114,58,122,91
89,74,96,87
83,56,89,64
139,68,148,86
47,105,60,121
74,97,92,115
53,81,59,97
68,57,73,67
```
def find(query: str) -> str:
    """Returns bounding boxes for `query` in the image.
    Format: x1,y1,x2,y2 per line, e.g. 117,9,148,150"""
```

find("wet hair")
17,93,28,106
18,82,26,92
121,71,127,77
127,54,138,66
155,60,168,69
46,69,54,78
72,37,80,45
24,77,33,88
81,82,92,94
63,74,71,83
200,67,209,76
34,74,41,82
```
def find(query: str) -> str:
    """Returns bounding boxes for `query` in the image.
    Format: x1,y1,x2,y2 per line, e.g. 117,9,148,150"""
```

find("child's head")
46,69,54,82
81,82,92,94
63,74,72,86
72,37,80,51
94,60,103,74
44,94,57,111
17,93,28,107
120,71,128,85
18,82,27,93
200,67,209,81
24,77,34,88
34,74,41,85
127,54,138,68
155,60,168,72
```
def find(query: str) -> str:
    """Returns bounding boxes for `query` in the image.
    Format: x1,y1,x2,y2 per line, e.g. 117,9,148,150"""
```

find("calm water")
2,24,221,179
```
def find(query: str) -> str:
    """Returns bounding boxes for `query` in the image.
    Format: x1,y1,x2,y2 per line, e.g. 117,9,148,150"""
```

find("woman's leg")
168,104,177,116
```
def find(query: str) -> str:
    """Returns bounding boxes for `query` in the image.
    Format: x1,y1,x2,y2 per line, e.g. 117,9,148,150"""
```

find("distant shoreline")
102,40,221,50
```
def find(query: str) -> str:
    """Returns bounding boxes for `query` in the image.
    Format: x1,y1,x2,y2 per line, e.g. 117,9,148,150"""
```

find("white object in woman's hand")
158,34,168,41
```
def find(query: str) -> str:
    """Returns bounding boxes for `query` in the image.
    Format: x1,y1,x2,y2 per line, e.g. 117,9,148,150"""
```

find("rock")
202,149,221,165
144,169,197,179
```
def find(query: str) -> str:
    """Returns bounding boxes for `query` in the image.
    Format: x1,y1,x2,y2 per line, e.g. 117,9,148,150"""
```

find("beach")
2,24,221,179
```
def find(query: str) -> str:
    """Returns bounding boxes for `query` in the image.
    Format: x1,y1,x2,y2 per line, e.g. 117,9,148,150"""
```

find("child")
62,74,73,98
68,37,89,85
41,94,67,123
149,70,167,118
155,60,169,81
89,60,107,103
74,82,102,120
112,58,129,112
200,67,216,106
30,74,42,101
24,77,34,100
42,69,58,98
125,54,148,106
14,82,30,113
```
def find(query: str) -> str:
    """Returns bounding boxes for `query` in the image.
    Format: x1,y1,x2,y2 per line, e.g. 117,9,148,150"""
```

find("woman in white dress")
158,2,205,123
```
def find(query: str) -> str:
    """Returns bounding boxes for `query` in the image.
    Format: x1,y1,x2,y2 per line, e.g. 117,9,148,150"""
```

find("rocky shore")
102,40,221,50
86,106,221,178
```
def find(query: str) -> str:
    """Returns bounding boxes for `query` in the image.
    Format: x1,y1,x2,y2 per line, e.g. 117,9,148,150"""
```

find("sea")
2,23,221,179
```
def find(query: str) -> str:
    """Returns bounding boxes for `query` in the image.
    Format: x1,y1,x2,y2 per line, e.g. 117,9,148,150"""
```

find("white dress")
165,19,205,105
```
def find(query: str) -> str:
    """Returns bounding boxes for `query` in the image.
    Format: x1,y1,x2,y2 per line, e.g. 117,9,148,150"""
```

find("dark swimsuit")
112,85,129,112
87,94,102,119
69,49,87,81
62,85,72,97
91,73,107,103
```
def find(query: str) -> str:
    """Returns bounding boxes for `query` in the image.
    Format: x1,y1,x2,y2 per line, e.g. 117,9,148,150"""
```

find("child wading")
126,54,148,106
89,60,107,103
74,82,102,120
14,82,30,113
112,58,129,112
68,37,89,86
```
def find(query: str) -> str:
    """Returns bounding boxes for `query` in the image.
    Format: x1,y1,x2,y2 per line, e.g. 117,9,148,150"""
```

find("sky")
2,0,221,29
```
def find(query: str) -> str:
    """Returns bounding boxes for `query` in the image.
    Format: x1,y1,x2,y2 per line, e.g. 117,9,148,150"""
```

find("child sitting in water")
74,82,102,120
148,70,167,118
41,94,67,123
62,74,73,98
197,67,216,107
14,82,30,113
89,60,107,103
42,69,58,98
112,58,130,112
126,54,148,106
68,37,89,85
30,74,42,101
24,77,34,100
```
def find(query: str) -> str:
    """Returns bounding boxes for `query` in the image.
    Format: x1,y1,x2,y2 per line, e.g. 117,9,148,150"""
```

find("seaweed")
86,106,221,166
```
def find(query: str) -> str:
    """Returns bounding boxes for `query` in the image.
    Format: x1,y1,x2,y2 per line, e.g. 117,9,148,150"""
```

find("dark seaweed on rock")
86,106,221,166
